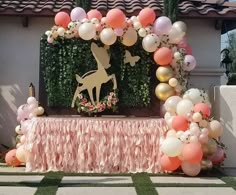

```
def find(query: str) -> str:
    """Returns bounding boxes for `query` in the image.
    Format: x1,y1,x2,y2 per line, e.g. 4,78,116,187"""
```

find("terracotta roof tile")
0,0,236,18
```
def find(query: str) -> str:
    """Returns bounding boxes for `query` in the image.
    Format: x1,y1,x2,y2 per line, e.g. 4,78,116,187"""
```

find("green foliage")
164,0,180,22
119,38,154,107
40,36,152,109
75,0,91,11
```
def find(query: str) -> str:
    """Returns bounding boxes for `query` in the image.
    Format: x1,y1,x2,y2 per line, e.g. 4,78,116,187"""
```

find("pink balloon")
138,8,156,27
199,133,208,144
114,28,124,36
17,104,29,121
70,7,87,21
87,9,102,20
177,37,187,48
183,55,197,71
209,147,225,165
181,161,201,176
194,103,211,119
153,16,172,35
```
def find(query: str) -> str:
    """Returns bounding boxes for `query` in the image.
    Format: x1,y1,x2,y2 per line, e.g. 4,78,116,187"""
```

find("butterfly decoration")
124,50,140,67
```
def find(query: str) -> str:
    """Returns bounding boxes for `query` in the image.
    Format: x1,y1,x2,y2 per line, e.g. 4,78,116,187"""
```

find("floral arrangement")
76,91,118,115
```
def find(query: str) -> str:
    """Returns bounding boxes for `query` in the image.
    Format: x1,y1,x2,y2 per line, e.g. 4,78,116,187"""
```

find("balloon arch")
23,7,224,176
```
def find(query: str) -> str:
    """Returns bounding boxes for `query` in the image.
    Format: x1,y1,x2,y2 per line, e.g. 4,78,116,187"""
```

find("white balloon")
176,131,184,138
142,33,160,52
176,99,194,117
57,27,65,36
100,28,117,45
27,97,37,105
161,137,184,157
164,96,182,114
185,88,203,104
166,129,177,137
79,23,96,40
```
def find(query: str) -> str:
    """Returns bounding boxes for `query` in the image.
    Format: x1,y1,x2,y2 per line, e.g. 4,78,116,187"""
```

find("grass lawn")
0,168,235,195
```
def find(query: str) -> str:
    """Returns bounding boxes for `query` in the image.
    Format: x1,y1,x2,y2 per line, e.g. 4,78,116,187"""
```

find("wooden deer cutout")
71,42,117,107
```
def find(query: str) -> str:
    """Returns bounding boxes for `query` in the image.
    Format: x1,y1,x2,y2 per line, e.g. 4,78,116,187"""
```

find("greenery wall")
40,36,155,109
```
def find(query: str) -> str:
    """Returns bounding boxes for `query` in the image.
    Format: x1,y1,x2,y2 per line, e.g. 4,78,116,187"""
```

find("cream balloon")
57,27,65,36
168,78,178,87
173,21,187,33
208,120,223,138
192,112,202,123
79,23,96,40
138,28,147,37
176,99,194,117
100,28,117,45
142,33,160,52
161,137,183,157
16,146,27,163
15,125,22,135
166,129,177,137
36,106,45,116
168,27,185,44
122,27,138,46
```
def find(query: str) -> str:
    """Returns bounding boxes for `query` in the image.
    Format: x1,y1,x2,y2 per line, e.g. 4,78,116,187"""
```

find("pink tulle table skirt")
24,117,168,173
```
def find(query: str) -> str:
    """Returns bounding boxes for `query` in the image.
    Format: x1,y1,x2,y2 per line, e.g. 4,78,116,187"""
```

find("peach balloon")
106,9,126,28
160,155,181,171
154,47,173,66
172,116,189,131
5,149,21,167
194,103,211,119
138,7,156,27
182,143,203,164
87,9,102,20
54,12,71,29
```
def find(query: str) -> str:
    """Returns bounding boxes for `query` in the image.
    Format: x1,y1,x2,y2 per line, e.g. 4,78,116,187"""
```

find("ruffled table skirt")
24,117,168,173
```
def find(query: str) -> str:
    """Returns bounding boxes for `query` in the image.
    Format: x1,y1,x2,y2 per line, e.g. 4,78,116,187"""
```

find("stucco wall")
0,16,53,147
0,17,223,147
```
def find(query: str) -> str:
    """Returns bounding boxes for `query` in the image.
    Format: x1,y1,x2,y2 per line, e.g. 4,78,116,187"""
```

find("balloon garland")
44,7,225,176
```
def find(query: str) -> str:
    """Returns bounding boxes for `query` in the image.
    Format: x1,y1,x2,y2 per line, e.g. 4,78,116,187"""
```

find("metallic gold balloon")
155,83,175,101
156,66,174,82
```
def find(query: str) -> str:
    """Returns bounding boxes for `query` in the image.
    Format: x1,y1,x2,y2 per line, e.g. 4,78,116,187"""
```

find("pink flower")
78,94,83,99
82,98,87,103
110,92,114,96
108,96,112,101
107,102,112,107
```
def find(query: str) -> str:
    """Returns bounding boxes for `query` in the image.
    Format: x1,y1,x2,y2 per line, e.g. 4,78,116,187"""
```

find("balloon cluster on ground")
46,7,195,97
5,97,45,167
161,88,225,176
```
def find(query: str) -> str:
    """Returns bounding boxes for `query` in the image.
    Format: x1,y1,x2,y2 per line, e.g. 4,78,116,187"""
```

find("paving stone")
156,187,236,195
0,175,44,183
0,166,25,173
61,176,133,184
0,186,37,195
151,176,225,184
57,187,137,195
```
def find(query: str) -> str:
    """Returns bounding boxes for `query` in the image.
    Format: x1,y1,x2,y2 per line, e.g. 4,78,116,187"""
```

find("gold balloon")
156,66,174,82
155,83,175,101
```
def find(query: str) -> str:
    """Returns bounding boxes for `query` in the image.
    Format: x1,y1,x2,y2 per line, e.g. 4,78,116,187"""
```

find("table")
24,117,168,173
